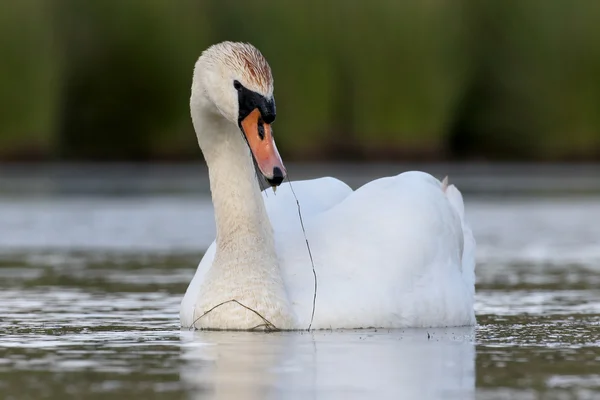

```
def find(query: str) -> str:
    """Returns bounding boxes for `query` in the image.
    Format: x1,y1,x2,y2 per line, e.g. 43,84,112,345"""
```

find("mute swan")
180,41,476,330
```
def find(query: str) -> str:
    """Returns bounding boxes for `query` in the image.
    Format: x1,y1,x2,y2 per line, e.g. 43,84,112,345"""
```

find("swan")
180,41,476,330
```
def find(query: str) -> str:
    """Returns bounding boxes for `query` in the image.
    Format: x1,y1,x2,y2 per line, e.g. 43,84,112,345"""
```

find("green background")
1,0,599,161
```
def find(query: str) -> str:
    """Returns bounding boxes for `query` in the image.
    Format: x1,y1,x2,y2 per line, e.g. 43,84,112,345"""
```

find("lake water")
1,163,599,399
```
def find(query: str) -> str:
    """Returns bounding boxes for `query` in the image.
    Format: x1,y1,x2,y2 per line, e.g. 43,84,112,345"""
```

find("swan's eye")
233,80,242,91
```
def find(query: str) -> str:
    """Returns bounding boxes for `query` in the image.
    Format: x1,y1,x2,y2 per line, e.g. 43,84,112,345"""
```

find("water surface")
1,164,599,399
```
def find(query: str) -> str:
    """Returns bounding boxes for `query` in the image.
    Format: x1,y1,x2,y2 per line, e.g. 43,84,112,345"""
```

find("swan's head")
191,41,285,187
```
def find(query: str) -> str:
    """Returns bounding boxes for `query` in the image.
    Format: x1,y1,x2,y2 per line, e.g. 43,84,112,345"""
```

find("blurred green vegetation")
0,0,599,161
0,0,60,158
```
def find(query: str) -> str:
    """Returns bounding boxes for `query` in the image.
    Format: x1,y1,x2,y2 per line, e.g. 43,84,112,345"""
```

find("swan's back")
273,171,476,329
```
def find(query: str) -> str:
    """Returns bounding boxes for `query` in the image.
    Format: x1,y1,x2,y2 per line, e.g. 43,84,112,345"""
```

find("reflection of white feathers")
180,328,476,400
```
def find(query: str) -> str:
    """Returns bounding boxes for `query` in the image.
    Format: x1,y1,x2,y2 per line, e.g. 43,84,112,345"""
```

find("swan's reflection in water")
180,328,475,400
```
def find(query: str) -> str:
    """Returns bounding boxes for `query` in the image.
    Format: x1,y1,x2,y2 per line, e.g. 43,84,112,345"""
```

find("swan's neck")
193,113,294,329
206,124,274,256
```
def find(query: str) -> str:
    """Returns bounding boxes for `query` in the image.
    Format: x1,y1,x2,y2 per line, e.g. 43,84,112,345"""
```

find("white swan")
180,41,476,330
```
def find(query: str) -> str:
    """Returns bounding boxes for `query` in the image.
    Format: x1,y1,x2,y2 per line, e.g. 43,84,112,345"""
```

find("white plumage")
180,42,476,330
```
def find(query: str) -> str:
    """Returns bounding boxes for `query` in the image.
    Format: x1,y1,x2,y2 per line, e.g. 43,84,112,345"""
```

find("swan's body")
180,42,476,330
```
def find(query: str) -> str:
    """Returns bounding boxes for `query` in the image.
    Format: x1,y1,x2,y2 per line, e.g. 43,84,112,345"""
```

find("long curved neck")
194,109,278,268
189,86,295,329
207,124,275,256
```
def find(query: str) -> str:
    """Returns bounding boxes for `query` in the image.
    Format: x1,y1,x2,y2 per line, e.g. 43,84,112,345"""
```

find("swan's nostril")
267,167,285,186
257,120,265,140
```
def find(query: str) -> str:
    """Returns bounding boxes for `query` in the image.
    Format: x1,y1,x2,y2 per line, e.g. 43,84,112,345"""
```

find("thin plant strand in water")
286,175,318,331
191,299,279,331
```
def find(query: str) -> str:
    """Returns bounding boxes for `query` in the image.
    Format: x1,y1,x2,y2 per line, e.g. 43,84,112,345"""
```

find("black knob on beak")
266,166,285,186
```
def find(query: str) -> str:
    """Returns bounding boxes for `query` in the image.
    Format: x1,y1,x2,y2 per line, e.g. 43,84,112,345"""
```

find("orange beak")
240,108,286,186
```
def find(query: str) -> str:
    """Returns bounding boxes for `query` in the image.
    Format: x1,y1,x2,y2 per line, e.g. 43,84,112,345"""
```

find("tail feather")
443,179,465,220
441,175,449,193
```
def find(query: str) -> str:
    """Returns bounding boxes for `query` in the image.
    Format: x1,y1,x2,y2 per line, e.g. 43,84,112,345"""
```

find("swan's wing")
444,181,476,300
279,171,476,328
180,240,217,326
262,177,353,234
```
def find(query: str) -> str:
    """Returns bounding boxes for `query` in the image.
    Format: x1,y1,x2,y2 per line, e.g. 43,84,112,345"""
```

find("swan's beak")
240,108,286,187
